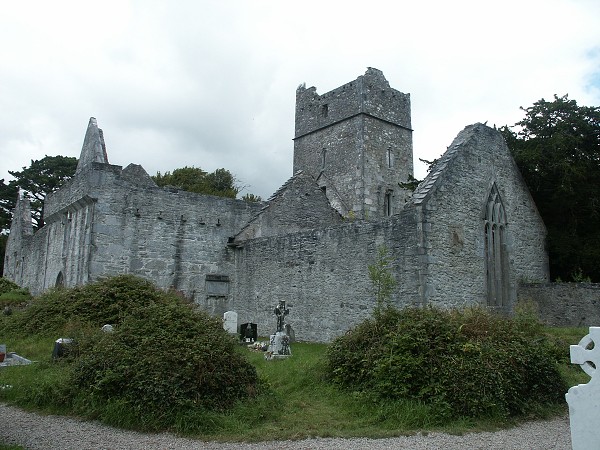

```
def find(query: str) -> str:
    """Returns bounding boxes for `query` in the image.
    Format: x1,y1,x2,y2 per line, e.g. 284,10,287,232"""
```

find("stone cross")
566,326,600,450
274,300,290,333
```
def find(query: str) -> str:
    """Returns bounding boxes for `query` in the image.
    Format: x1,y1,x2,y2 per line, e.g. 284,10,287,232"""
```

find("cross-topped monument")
566,326,600,449
266,300,292,359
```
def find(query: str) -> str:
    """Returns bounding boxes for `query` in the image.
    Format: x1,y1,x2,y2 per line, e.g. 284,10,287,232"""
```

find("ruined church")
4,68,549,342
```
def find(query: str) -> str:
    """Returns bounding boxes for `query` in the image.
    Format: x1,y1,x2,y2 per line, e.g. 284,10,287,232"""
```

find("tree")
500,95,600,282
5,156,78,229
0,155,78,274
0,179,18,233
368,245,397,315
242,193,262,203
0,234,7,275
152,166,239,198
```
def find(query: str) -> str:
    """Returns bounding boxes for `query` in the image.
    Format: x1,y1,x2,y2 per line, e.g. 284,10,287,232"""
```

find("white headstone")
223,311,238,334
566,326,600,450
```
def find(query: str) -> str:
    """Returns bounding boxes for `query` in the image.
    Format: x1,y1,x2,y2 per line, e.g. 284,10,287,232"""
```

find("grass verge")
0,327,588,441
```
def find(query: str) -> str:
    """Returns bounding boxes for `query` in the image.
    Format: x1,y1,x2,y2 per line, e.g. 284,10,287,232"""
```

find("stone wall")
7,161,263,303
232,209,422,343
413,124,549,310
518,283,600,327
233,171,343,242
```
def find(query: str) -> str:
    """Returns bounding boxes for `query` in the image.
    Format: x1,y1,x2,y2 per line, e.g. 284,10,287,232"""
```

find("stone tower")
293,68,414,219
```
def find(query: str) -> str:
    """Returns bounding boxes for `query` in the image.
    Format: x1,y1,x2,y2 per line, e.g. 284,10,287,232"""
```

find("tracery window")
484,184,509,307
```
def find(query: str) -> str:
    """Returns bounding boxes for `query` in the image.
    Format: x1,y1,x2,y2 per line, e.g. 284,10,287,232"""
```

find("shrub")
71,301,259,421
7,275,177,335
0,277,20,294
327,306,566,419
0,288,32,308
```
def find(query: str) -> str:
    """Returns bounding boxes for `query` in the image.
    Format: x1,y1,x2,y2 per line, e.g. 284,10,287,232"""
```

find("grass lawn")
0,327,589,442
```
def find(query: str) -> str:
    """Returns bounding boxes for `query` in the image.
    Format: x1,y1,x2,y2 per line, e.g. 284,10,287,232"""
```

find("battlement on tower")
294,67,411,139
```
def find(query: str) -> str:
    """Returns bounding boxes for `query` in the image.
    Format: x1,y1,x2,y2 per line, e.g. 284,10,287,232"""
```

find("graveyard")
0,274,591,442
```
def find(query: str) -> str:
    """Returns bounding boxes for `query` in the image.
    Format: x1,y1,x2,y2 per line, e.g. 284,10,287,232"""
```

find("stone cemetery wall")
518,283,600,327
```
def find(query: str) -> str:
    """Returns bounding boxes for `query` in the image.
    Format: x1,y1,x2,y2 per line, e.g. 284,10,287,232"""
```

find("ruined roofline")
295,67,412,138
75,117,109,175
411,123,501,206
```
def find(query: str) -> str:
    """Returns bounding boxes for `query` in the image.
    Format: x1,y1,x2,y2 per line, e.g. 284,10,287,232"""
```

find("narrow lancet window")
384,190,393,216
484,184,509,307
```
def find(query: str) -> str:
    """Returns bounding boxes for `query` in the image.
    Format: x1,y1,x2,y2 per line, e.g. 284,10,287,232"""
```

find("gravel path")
0,403,572,449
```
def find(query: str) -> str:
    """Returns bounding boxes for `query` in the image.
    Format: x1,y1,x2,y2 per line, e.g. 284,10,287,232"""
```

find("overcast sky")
1,1,599,199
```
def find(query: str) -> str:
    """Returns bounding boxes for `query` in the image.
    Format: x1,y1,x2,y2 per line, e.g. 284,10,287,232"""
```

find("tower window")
321,149,327,171
384,190,393,216
386,148,394,168
321,104,328,118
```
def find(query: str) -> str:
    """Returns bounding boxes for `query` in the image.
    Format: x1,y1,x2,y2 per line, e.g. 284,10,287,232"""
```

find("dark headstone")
240,323,258,343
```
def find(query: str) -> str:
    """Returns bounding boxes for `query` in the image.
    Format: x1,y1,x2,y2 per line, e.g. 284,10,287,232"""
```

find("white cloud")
1,0,599,197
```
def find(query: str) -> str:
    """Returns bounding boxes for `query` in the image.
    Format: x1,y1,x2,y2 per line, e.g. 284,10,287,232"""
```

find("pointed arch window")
484,184,509,307
56,271,65,288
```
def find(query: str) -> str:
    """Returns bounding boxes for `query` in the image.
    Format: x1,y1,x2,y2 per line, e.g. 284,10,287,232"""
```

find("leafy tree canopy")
152,166,239,198
242,193,262,203
500,95,600,282
1,155,78,232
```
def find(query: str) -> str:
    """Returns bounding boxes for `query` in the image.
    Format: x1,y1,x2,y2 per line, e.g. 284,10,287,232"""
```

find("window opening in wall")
384,190,393,216
321,104,328,117
56,271,64,288
320,186,327,195
484,184,509,308
321,149,327,171
387,148,394,168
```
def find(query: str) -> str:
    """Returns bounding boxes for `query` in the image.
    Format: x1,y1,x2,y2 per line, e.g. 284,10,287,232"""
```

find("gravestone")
240,322,257,343
566,326,600,450
52,338,75,359
223,311,238,334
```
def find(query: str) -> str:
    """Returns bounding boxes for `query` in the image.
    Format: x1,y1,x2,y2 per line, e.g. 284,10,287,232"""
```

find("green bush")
71,301,259,421
2,275,260,428
7,275,177,335
327,306,566,419
0,288,31,307
0,277,20,295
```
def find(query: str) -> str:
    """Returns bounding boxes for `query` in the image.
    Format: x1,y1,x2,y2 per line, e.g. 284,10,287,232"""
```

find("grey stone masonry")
4,69,551,342
293,68,413,220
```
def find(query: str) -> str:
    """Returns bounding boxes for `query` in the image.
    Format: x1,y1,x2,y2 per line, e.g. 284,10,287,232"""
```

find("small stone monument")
52,338,75,359
223,311,238,335
240,322,258,343
566,326,600,450
266,300,292,360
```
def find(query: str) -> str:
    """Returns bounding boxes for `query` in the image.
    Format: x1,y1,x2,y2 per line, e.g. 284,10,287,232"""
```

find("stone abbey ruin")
3,68,549,342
